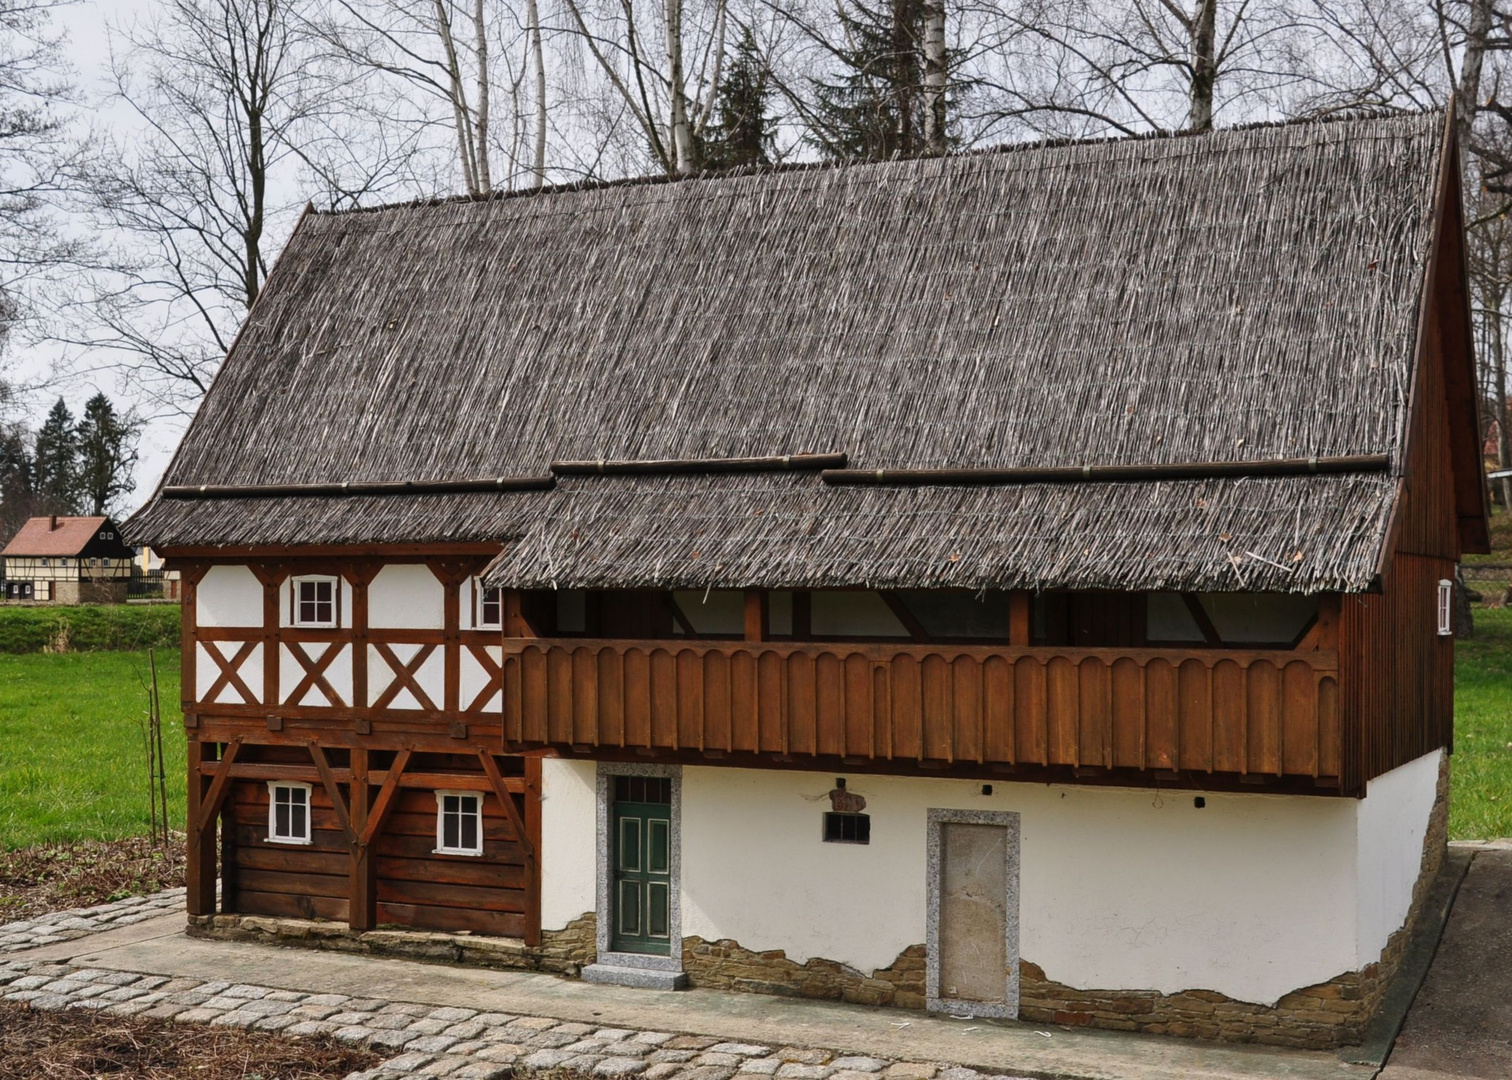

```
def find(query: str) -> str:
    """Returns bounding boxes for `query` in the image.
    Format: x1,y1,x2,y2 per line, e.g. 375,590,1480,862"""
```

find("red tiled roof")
1,516,113,557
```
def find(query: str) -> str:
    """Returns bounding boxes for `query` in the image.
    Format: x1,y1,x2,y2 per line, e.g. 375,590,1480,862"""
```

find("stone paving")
0,894,1032,1080
0,887,187,952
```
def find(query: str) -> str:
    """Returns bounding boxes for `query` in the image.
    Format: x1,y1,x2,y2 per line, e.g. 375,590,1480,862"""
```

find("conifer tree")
75,394,140,516
809,0,930,161
703,28,774,170
32,398,81,513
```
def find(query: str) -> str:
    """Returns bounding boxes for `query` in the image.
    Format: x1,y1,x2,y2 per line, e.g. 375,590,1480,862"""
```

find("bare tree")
559,0,728,175
63,0,416,411
0,1,82,348
307,0,555,192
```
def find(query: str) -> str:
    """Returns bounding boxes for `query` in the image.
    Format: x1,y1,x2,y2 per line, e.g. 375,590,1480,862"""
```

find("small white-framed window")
475,580,503,629
292,575,340,628
435,791,484,856
267,782,312,844
1437,579,1454,637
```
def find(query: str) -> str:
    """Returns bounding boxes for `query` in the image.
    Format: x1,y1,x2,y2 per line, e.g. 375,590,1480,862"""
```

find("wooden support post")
524,755,543,948
1009,591,1031,646
349,747,376,931
185,739,217,916
220,798,238,915
743,590,766,642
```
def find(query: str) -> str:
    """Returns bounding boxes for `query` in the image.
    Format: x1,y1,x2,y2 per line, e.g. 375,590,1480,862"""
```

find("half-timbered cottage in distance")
126,109,1485,1049
3,515,134,603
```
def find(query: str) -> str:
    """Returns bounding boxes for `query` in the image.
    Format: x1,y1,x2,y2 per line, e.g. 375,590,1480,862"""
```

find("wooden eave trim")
162,542,504,561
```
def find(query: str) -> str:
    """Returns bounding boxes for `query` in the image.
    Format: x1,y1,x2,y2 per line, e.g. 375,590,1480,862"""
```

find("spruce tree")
703,28,774,170
0,422,38,543
75,393,140,516
809,0,929,161
32,397,81,513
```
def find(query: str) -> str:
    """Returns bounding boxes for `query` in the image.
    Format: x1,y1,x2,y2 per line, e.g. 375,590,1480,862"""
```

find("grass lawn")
1451,605,1512,840
0,650,184,849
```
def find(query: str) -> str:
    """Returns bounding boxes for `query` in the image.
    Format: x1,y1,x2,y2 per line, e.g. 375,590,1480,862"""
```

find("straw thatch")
127,111,1451,593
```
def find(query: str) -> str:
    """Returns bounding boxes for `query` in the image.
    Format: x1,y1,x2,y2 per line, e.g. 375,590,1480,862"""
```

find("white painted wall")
540,758,598,930
537,759,1442,1006
197,565,263,627
368,564,444,629
1355,749,1442,963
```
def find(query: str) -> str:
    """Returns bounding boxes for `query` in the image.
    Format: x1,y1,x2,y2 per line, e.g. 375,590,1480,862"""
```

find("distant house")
128,110,1484,1049
2,516,135,603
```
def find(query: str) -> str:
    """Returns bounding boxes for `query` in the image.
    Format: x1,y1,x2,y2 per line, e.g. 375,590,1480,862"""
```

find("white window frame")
266,781,313,845
291,575,341,628
474,578,503,629
1437,579,1454,637
434,790,484,856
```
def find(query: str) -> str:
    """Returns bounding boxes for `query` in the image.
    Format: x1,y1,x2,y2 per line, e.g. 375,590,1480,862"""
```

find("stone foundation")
681,938,926,1008
187,911,598,975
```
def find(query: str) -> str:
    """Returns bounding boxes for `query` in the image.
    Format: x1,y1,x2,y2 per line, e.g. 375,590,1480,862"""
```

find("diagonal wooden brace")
194,736,244,835
359,747,411,850
307,740,355,851
478,750,536,865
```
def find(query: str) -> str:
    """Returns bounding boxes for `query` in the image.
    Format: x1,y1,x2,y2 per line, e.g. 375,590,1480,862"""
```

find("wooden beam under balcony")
500,638,1342,789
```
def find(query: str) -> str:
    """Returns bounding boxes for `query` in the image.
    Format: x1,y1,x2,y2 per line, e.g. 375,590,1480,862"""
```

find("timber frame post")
185,739,216,915
350,747,375,930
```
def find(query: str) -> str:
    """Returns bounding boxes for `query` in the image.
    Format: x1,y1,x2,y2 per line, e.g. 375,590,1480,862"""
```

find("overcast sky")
13,0,196,517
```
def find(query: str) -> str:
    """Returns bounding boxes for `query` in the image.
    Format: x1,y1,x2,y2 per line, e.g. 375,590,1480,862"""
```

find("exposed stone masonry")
682,939,925,1009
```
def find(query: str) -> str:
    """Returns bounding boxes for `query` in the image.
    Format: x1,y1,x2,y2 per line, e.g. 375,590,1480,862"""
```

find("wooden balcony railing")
500,639,1341,782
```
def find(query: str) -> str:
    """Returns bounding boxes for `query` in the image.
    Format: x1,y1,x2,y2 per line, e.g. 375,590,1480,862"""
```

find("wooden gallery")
126,111,1484,1048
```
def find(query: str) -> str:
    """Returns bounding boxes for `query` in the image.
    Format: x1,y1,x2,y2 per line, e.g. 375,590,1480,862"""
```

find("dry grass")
0,1001,382,1079
0,837,184,923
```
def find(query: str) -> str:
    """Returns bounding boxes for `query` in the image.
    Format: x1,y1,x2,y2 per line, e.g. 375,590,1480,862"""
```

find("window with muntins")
436,792,483,855
293,576,339,627
477,582,503,629
823,811,870,844
267,782,311,844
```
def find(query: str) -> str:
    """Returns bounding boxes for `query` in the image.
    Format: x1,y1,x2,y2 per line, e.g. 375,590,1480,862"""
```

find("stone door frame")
925,807,1022,1018
592,762,684,981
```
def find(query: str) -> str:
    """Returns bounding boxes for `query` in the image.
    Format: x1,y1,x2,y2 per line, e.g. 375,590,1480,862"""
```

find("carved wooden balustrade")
500,639,1341,784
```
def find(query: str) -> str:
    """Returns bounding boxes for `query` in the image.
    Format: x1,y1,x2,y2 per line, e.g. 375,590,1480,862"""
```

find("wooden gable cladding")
500,638,1343,790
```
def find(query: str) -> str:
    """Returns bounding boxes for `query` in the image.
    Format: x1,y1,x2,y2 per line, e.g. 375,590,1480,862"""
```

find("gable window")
292,576,340,627
435,791,483,855
267,782,312,844
476,582,503,629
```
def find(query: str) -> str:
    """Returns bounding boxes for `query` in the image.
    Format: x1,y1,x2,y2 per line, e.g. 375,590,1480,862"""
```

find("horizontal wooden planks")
503,639,1342,781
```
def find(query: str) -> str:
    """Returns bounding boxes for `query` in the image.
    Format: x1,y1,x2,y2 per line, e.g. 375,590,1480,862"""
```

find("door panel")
937,821,1011,1007
610,776,672,955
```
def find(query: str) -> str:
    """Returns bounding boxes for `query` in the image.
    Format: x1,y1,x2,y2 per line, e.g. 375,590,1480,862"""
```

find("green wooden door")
611,775,672,955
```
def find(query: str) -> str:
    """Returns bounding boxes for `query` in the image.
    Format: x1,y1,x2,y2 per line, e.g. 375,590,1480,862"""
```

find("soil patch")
0,1000,383,1079
0,837,184,922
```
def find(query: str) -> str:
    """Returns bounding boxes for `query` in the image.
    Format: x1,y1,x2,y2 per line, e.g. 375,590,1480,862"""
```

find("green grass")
0,650,184,849
1451,606,1512,840
0,604,180,654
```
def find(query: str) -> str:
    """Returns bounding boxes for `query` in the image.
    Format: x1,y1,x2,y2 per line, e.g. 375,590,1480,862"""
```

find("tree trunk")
893,0,916,155
1493,290,1512,511
472,0,491,193
1459,0,1493,151
527,0,547,187
1187,0,1217,131
434,0,480,195
665,0,697,174
923,0,946,154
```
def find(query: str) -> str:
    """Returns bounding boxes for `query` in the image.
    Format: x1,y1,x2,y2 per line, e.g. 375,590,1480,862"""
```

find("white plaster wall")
540,757,598,930
368,565,444,629
1354,749,1442,966
197,565,263,627
677,767,1363,1005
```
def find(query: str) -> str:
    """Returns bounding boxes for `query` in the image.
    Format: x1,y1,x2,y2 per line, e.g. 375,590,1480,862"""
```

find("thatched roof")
128,111,1467,593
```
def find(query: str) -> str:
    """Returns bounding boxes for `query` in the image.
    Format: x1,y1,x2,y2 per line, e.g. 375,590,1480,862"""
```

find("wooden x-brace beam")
202,641,258,705
371,643,438,710
285,641,345,708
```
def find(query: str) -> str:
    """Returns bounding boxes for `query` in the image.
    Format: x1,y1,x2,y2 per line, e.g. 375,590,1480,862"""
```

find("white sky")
11,0,189,515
